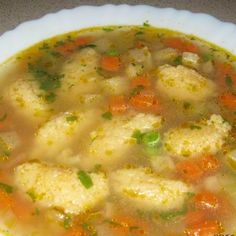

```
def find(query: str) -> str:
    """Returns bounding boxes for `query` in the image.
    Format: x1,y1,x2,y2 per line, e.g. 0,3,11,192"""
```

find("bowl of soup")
0,4,236,236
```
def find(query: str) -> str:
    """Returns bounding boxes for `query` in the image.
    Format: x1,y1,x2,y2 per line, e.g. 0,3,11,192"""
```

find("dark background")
0,0,235,35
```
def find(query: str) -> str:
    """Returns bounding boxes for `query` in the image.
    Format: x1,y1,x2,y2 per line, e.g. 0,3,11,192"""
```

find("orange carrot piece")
198,155,219,174
194,191,221,213
176,160,203,183
163,37,198,53
185,220,222,236
131,75,151,88
215,62,233,80
219,92,236,109
129,90,160,113
11,197,34,222
109,215,149,236
63,226,87,236
101,55,121,72
185,210,206,227
0,189,12,211
109,96,128,115
57,37,91,56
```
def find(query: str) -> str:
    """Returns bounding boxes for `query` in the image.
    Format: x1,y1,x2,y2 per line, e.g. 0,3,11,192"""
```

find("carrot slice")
194,191,221,213
134,41,146,49
219,92,236,109
56,37,91,56
109,96,128,115
176,160,203,183
63,226,87,236
215,62,233,80
198,155,219,174
185,220,222,236
163,37,198,53
185,210,206,227
131,75,151,88
109,215,149,236
101,55,121,72
0,189,12,211
129,90,160,113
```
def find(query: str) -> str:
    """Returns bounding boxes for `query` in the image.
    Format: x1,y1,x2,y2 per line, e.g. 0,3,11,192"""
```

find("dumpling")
156,64,216,101
164,114,231,157
83,113,162,168
110,167,192,212
14,162,109,215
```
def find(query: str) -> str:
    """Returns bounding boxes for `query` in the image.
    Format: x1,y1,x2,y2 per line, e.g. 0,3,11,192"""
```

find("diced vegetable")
163,37,198,53
130,75,151,88
101,55,121,72
109,95,128,115
141,131,160,147
185,210,205,227
129,90,160,113
176,160,204,183
77,171,93,189
153,48,179,65
219,92,236,109
102,111,113,120
198,155,219,174
182,52,200,69
0,182,14,193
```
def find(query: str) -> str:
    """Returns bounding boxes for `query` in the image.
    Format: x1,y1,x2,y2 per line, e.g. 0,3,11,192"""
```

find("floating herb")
190,125,201,130
63,214,72,229
103,27,114,32
130,85,144,96
106,48,119,56
78,44,96,50
0,182,14,194
225,75,233,87
45,92,56,103
77,170,93,189
173,55,182,66
102,111,113,120
143,21,150,27
66,115,78,123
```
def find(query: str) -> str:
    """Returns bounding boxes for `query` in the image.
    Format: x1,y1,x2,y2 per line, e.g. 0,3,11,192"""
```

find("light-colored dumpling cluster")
14,162,109,215
31,110,98,161
84,113,162,168
164,114,231,157
156,64,216,101
110,167,192,212
5,76,51,123
58,48,102,100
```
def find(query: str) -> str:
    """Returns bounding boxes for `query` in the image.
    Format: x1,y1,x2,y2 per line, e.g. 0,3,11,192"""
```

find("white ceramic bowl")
0,4,236,236
0,4,236,65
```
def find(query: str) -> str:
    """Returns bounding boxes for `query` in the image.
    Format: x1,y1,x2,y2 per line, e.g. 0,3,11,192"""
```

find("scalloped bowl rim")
0,4,236,65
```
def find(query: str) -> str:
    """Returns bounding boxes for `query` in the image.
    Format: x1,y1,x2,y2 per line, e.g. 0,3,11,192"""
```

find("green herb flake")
225,75,233,87
66,115,78,123
183,102,191,110
173,55,182,66
78,44,96,50
142,131,160,147
130,85,144,96
0,182,14,194
63,214,72,229
103,27,114,32
132,130,144,144
143,21,150,27
135,31,144,36
104,219,122,227
0,113,7,122
39,43,50,50
32,208,40,216
203,53,214,62
93,164,102,173
190,125,201,130
106,48,119,56
102,111,113,120
45,92,56,103
77,170,93,189
159,206,187,220
27,189,37,202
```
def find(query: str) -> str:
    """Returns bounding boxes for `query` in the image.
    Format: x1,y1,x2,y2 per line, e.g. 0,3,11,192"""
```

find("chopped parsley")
143,21,150,27
225,75,233,87
130,85,144,96
0,113,7,122
28,63,64,91
190,125,201,130
183,102,191,110
102,111,113,120
0,182,14,194
173,55,182,66
203,53,214,62
39,42,50,50
45,92,56,103
106,48,119,56
78,44,96,50
77,170,93,189
135,31,144,36
132,130,161,148
66,115,78,123
103,27,114,32
27,189,37,202
159,205,187,220
63,214,72,229
93,164,102,173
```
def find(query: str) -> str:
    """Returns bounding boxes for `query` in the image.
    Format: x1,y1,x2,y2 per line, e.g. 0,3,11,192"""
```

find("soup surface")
1,25,236,236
